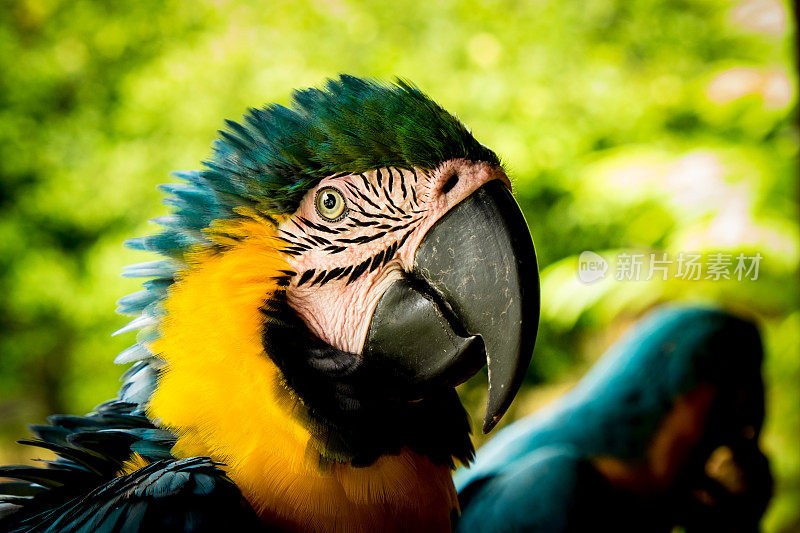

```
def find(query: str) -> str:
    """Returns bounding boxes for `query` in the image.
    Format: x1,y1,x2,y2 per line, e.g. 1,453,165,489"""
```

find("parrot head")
119,75,539,526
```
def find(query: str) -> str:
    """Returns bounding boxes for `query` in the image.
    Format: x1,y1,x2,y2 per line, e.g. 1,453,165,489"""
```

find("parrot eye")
315,187,348,222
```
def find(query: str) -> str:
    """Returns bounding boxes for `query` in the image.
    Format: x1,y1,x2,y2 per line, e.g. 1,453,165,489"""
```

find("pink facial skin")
278,158,511,355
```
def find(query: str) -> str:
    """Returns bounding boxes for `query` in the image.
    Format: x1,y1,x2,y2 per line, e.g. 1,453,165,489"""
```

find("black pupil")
323,193,337,210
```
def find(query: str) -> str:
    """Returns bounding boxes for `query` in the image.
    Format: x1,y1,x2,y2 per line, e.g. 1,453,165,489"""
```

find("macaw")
0,75,539,531
454,306,771,532
0,76,770,532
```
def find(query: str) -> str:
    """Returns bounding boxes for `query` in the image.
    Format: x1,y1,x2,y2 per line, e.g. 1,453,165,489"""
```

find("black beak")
363,180,540,433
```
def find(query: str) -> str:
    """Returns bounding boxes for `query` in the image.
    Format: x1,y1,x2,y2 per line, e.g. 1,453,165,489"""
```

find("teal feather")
119,361,149,383
116,291,160,316
120,260,177,279
119,364,157,406
134,326,160,346
113,344,152,365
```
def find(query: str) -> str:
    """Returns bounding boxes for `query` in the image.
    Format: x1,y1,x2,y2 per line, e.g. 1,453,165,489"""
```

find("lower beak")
363,180,540,433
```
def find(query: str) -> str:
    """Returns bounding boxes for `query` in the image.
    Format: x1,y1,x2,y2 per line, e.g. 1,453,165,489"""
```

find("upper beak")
363,180,540,433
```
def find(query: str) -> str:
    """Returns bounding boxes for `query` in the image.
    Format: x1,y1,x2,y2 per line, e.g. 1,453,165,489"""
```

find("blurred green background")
0,0,797,530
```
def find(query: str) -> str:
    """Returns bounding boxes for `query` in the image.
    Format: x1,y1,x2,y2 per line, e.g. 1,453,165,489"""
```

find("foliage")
0,0,796,530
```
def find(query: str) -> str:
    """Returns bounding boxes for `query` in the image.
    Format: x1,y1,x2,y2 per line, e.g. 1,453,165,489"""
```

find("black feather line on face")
291,219,307,234
311,270,328,287
386,167,394,193
347,258,372,285
298,269,316,286
337,265,353,279
383,242,397,265
335,231,386,245
260,292,474,467
298,217,341,235
351,206,403,221
353,187,382,211
349,217,378,228
389,218,419,233
398,228,414,248
322,268,346,284
311,235,331,246
360,173,380,197
382,186,403,214
369,251,385,272
382,199,397,215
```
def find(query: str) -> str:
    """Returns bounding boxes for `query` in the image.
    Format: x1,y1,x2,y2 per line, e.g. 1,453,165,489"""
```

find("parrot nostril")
441,173,459,195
